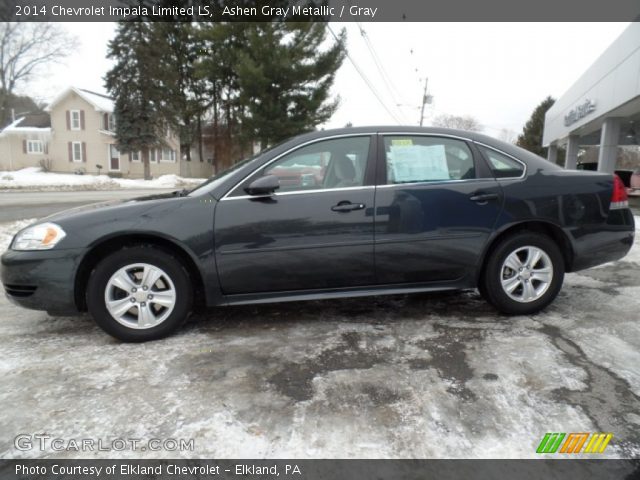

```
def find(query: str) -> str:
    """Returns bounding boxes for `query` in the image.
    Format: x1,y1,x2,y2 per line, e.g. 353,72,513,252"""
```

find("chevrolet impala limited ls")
1,127,634,341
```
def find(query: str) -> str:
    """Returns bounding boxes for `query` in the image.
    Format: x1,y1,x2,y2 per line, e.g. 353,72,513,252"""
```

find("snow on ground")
0,219,36,250
0,218,638,459
0,167,206,191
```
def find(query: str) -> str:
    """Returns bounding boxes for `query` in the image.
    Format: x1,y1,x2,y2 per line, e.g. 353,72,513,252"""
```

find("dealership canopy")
543,23,640,172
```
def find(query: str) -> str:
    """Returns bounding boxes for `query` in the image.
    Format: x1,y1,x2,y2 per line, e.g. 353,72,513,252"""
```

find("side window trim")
474,141,527,180
224,134,375,199
377,133,479,186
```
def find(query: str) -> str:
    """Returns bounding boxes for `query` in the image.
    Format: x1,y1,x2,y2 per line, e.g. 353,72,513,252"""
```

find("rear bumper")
1,247,85,315
569,208,635,272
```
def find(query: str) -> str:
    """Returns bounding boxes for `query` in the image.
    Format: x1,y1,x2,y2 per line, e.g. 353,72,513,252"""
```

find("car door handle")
331,202,365,212
469,192,499,203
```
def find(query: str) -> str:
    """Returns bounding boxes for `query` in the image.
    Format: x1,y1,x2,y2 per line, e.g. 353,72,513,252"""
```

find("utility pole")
419,77,429,126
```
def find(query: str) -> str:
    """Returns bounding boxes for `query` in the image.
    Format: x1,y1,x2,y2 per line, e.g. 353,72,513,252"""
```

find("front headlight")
12,223,67,251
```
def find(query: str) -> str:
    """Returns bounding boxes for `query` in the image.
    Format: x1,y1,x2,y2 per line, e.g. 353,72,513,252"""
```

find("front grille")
4,284,37,298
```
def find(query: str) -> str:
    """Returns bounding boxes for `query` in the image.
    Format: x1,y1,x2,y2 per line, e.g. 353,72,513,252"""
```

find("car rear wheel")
481,232,564,315
86,246,193,342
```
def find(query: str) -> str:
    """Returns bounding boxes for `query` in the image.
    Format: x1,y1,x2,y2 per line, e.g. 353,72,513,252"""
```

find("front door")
109,144,120,171
374,134,503,284
214,135,376,295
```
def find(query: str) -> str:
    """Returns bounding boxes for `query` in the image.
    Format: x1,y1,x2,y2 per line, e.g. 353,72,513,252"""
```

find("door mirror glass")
245,175,280,196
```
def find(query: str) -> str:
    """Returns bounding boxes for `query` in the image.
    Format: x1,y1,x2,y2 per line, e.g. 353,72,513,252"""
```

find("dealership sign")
564,99,596,126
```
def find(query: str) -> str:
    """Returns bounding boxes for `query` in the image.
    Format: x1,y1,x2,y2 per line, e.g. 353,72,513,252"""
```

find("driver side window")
264,136,371,193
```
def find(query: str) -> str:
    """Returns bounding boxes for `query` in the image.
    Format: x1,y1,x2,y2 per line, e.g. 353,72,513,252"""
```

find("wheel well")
478,221,574,282
74,235,205,312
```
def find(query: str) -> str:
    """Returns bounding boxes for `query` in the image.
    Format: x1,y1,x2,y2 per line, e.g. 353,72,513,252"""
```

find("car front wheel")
481,232,564,315
86,246,193,342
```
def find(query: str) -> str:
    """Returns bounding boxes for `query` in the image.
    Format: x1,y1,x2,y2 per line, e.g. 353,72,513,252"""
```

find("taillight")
610,174,628,209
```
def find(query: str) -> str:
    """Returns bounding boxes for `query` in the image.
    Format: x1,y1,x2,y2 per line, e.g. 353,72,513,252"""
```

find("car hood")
42,191,187,223
33,191,216,251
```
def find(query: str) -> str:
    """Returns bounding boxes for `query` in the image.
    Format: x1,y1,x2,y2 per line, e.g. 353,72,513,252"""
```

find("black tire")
86,245,193,342
481,232,564,315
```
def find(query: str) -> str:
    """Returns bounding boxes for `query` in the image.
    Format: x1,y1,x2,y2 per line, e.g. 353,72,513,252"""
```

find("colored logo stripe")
559,433,588,453
537,433,613,454
536,433,565,453
584,433,613,453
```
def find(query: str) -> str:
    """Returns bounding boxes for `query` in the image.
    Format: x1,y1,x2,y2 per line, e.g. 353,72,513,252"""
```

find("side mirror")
245,175,280,196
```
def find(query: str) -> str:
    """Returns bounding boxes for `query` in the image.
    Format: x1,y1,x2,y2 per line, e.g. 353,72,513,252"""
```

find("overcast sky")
28,22,630,139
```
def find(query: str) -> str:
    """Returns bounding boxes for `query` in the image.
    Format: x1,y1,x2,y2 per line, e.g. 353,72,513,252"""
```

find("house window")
108,114,116,132
161,148,176,162
131,151,140,162
27,140,43,154
71,110,81,130
150,149,158,163
72,141,83,162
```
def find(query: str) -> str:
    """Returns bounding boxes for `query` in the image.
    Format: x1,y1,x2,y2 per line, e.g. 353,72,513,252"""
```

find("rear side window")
478,146,525,178
383,136,475,184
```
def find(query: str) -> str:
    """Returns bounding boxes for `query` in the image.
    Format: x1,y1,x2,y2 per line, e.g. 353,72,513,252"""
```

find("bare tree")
432,113,483,132
498,128,517,143
0,22,77,124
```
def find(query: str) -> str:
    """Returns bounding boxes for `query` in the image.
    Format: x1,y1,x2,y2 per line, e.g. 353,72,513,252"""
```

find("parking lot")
0,214,639,459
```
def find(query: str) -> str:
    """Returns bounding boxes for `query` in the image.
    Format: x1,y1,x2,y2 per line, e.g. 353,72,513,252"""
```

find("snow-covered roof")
45,86,114,113
0,116,51,137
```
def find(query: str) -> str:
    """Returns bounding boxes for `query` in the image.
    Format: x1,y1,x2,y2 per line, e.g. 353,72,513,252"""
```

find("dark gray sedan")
1,127,635,341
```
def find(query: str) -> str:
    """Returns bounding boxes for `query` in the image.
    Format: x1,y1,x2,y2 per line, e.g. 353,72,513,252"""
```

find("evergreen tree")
105,21,164,180
235,23,346,148
198,23,252,170
517,96,555,157
151,22,206,166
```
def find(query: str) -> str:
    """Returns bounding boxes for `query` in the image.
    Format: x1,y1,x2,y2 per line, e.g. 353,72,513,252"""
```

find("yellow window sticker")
391,138,413,146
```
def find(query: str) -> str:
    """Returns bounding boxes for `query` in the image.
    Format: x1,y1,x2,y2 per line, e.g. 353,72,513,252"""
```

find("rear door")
214,135,377,294
374,134,504,284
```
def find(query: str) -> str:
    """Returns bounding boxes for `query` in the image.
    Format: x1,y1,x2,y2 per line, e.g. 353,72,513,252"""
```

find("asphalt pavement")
0,189,176,222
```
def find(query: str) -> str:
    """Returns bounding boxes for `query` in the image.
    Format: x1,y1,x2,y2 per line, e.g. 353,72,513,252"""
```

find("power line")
327,24,402,124
355,23,405,114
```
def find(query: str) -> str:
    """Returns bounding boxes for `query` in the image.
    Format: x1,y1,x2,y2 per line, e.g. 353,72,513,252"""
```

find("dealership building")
543,23,640,172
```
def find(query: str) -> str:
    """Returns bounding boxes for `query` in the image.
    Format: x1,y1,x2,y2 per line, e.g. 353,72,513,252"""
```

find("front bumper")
1,247,86,315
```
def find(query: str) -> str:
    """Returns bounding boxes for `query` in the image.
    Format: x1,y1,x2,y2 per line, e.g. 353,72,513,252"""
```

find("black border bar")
2,459,640,480
1,0,640,22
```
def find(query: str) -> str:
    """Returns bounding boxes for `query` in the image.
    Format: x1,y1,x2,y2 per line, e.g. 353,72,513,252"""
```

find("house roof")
0,114,51,136
45,86,114,113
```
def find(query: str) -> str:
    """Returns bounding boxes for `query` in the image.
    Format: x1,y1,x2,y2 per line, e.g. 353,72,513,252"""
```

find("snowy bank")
0,167,206,191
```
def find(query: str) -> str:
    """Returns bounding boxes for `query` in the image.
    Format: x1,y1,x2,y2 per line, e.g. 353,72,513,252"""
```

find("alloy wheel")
500,246,553,303
104,263,176,329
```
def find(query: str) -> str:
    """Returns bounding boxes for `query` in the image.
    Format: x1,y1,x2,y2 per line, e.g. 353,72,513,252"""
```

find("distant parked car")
2,127,635,342
576,161,634,188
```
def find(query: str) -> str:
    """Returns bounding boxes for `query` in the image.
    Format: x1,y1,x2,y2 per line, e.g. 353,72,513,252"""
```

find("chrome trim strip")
223,185,376,201
381,132,473,142
376,178,496,189
221,132,377,200
472,141,527,180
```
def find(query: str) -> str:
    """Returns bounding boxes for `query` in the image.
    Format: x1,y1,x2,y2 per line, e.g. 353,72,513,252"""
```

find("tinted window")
383,136,475,184
479,146,525,178
263,136,370,193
